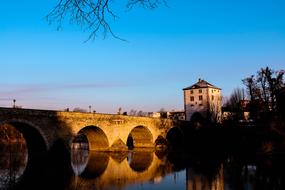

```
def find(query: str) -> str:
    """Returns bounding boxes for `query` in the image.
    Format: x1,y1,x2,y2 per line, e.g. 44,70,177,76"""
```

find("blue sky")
0,0,285,113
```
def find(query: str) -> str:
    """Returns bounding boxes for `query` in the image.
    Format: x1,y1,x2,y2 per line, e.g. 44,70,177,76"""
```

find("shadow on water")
11,139,74,190
0,115,74,190
0,124,28,190
0,142,28,190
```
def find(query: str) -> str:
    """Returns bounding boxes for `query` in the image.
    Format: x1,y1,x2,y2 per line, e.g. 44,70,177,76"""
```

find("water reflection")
186,165,224,190
0,142,28,189
70,145,176,190
71,146,88,176
1,141,285,190
67,143,285,190
223,156,285,190
128,150,154,172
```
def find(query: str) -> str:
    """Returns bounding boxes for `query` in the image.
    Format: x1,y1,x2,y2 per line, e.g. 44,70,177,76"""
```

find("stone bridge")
0,107,185,154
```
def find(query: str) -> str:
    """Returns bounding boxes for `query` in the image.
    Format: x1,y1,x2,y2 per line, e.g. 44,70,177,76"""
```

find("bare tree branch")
126,0,167,9
46,0,166,41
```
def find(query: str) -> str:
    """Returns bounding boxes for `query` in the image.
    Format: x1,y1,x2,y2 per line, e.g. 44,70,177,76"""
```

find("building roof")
183,79,221,90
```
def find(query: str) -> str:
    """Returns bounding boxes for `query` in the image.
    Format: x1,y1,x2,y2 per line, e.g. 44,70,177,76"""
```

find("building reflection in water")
186,165,224,190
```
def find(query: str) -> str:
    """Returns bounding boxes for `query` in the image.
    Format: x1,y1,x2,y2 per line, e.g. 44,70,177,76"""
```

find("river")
1,142,285,190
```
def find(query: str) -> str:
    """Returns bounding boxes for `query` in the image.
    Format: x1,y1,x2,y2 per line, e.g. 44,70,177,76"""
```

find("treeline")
243,67,284,120
215,67,285,157
224,66,285,125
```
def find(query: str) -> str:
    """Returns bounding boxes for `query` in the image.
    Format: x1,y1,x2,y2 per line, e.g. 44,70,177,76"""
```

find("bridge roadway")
0,107,184,153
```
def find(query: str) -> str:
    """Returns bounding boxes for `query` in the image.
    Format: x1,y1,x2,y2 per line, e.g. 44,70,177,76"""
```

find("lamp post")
13,99,16,108
89,105,91,113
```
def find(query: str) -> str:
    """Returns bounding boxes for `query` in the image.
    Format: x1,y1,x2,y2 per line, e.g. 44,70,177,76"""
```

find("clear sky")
0,0,285,113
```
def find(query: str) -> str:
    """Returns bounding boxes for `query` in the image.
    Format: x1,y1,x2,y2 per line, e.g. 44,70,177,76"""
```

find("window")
212,95,214,101
199,95,203,101
190,90,193,94
190,96,194,101
191,104,194,107
199,89,202,93
199,104,203,106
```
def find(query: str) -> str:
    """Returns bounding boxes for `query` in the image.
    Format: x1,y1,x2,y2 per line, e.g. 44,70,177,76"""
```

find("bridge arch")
126,126,154,149
76,126,109,151
0,120,48,154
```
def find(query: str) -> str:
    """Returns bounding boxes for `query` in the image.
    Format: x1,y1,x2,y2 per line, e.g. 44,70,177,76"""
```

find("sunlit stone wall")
0,107,180,152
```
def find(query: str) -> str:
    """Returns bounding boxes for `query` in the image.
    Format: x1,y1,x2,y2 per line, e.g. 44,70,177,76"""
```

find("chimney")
198,78,201,82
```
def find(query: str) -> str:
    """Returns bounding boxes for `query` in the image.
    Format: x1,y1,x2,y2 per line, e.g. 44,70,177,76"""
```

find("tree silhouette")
47,0,166,41
243,67,284,120
223,88,245,120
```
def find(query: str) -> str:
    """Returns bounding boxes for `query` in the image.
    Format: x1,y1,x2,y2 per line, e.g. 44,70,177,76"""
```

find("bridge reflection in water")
2,124,285,190
2,141,285,190
70,144,174,190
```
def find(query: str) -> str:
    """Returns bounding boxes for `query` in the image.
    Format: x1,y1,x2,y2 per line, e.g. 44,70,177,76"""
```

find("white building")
147,112,161,118
183,79,222,121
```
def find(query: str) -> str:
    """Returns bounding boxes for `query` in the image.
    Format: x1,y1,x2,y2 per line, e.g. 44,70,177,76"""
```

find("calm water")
1,142,285,190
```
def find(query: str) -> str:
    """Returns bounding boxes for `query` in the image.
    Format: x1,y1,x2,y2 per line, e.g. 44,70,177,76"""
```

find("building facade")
148,111,185,120
183,79,222,121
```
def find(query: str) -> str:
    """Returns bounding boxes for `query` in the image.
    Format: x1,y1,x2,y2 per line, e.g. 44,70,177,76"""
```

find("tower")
183,79,222,121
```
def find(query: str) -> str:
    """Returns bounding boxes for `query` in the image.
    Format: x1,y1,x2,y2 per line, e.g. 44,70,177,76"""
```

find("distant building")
183,79,222,121
168,111,186,120
147,111,185,120
148,112,161,118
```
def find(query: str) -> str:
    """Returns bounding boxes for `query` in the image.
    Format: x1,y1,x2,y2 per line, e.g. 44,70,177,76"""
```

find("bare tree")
208,95,223,123
242,75,258,101
129,109,137,116
47,0,167,41
243,67,284,112
117,107,122,115
73,107,87,112
242,67,284,121
137,110,144,116
158,108,168,118
223,88,246,121
226,88,245,109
